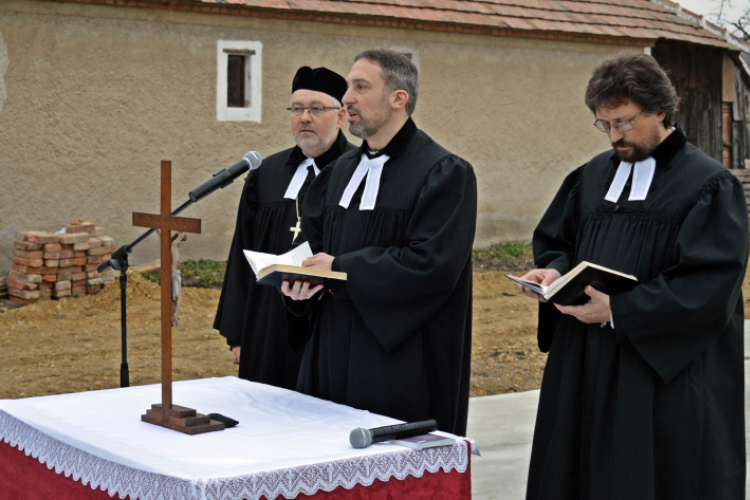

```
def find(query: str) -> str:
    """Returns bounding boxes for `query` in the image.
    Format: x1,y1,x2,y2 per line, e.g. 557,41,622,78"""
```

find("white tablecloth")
0,376,470,500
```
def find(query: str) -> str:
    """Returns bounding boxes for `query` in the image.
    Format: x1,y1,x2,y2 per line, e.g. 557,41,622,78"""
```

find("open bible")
506,261,638,306
243,242,347,287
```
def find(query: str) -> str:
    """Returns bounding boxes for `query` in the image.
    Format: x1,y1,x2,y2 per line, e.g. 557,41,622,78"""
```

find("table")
0,377,473,499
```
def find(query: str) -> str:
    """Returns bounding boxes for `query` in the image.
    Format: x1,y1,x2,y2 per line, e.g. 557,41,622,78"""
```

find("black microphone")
349,419,438,448
188,151,262,203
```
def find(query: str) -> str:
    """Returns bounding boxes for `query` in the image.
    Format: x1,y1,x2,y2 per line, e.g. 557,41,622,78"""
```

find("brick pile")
0,277,7,299
9,222,116,305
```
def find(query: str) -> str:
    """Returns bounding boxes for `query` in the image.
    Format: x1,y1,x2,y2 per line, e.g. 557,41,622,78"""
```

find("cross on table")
133,160,224,435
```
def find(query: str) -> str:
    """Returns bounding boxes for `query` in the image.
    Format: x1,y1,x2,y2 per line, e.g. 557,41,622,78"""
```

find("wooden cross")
134,160,224,435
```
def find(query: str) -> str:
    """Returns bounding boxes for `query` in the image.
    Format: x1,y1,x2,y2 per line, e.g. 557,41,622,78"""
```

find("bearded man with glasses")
214,66,354,390
518,53,749,500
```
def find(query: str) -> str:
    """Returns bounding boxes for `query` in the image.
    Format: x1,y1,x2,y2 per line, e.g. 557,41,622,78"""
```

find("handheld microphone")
349,419,438,448
188,151,262,202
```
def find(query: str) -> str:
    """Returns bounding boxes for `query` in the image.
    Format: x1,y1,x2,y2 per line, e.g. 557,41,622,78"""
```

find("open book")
243,242,347,287
506,261,638,306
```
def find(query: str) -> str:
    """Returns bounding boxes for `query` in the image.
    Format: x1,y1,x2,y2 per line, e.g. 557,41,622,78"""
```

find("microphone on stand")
188,151,263,202
349,419,438,448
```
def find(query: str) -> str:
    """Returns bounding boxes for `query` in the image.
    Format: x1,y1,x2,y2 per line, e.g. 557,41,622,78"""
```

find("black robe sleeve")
531,165,583,352
213,169,258,347
610,171,749,384
332,157,477,354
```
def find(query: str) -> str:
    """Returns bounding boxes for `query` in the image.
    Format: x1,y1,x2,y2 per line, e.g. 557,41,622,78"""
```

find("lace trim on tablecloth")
0,410,468,500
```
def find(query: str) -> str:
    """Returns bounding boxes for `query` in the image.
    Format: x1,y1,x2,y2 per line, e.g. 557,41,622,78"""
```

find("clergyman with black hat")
214,66,354,390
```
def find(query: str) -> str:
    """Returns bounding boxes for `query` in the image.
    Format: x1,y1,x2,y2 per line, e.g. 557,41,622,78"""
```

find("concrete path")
466,321,750,499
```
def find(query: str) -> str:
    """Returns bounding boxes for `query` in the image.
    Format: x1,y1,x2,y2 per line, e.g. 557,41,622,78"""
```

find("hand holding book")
507,261,638,307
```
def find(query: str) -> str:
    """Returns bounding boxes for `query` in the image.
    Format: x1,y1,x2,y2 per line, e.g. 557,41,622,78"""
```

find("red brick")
14,241,43,251
91,226,107,237
87,271,102,279
73,257,88,266
87,255,106,265
9,271,42,284
43,243,62,252
99,236,115,246
9,288,41,300
13,249,44,259
71,286,87,297
87,285,102,294
58,259,75,267
40,282,53,292
86,277,103,286
73,251,86,258
85,264,100,272
14,257,44,268
53,289,71,298
87,246,115,256
9,296,37,305
12,265,56,275
71,272,87,281
59,250,75,259
55,281,71,291
58,233,89,245
73,242,90,251
7,278,39,291
65,222,95,234
72,279,86,288
43,260,59,268
17,231,58,244
88,238,103,249
42,274,57,283
43,252,61,260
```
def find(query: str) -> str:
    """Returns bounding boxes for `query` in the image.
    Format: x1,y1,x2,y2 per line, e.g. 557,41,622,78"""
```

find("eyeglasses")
593,110,644,133
287,106,340,117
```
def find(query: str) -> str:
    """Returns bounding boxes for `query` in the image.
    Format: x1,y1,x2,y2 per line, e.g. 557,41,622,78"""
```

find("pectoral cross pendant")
290,218,302,243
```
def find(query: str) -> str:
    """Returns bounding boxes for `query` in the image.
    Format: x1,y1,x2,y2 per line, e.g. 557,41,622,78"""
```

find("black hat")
292,66,347,103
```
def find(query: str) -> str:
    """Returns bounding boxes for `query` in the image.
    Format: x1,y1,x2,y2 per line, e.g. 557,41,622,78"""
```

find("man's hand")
555,286,611,324
302,253,334,271
281,279,324,301
517,268,561,302
231,346,241,365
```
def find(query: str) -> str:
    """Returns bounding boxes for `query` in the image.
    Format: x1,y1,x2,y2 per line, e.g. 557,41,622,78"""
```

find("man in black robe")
518,53,748,499
214,66,354,390
282,50,477,435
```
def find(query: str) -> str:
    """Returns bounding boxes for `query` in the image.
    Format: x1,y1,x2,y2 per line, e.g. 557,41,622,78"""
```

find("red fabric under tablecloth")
0,440,470,500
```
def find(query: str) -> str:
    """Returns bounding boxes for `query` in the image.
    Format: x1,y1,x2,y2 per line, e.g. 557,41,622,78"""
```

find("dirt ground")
2,270,750,400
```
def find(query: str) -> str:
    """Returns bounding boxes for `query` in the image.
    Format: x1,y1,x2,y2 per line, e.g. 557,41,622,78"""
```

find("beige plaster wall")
0,0,635,272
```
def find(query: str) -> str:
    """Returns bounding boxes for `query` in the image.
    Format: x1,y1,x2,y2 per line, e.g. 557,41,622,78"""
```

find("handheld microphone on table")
188,151,262,202
349,419,438,448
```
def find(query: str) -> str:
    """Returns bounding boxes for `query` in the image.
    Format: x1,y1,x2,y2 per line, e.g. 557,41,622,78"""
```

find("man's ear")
336,107,346,129
391,90,409,111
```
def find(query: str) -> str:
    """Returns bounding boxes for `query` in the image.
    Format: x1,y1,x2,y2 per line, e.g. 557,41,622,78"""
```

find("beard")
612,127,663,162
295,126,338,151
348,94,392,139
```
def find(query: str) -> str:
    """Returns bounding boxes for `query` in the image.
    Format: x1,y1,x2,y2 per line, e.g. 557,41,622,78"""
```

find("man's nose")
608,127,624,142
342,89,355,105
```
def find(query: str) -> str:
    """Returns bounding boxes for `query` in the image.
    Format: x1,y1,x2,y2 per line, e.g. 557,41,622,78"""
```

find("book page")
243,242,313,276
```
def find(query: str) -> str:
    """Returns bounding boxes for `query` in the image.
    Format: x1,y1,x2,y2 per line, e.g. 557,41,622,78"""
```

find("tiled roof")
187,0,740,50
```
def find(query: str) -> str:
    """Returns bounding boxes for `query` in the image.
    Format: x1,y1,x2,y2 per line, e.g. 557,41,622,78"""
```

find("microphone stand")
99,200,193,388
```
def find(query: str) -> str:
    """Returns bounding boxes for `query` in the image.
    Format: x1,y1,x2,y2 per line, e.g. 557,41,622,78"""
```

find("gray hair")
354,50,419,115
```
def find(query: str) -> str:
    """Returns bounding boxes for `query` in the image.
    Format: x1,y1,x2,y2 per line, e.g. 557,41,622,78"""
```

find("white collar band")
283,157,319,200
339,154,390,210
